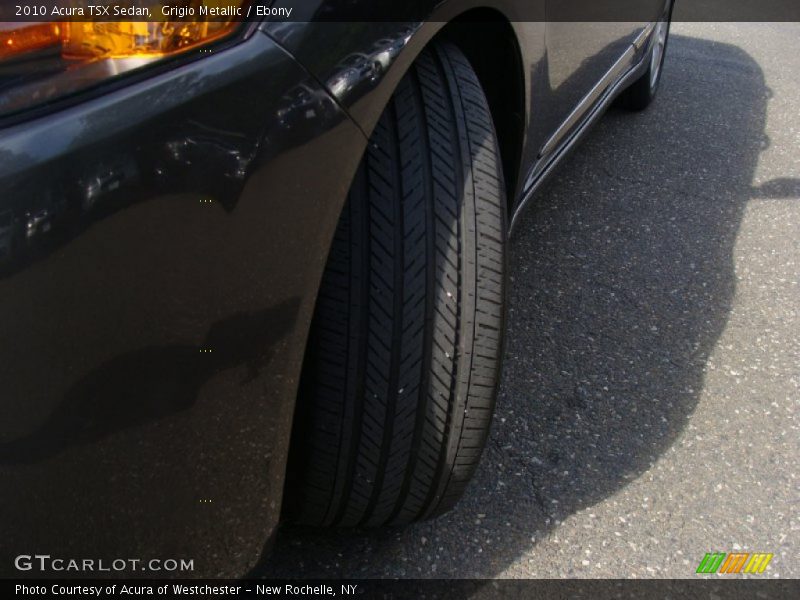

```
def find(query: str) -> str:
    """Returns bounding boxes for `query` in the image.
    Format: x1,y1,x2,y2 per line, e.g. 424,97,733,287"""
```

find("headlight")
0,1,250,119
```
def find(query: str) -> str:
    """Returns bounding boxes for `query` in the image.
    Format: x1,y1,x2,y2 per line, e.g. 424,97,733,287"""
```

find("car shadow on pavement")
253,33,794,578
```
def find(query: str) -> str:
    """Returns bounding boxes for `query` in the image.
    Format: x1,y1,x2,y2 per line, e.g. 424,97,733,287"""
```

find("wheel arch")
353,9,526,213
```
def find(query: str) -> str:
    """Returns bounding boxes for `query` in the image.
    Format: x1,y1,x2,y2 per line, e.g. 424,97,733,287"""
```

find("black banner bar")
1,0,800,23
5,579,800,599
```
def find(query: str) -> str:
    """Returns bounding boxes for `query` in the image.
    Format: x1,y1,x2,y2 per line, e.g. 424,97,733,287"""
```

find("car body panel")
261,0,665,204
0,31,367,578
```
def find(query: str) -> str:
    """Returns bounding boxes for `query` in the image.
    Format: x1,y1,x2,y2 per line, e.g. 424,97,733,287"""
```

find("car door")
538,0,666,162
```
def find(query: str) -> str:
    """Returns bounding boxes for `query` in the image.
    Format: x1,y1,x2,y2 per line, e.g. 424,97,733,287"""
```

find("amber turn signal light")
62,20,241,59
0,2,249,117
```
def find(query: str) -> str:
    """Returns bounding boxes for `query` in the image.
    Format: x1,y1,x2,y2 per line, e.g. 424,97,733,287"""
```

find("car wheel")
286,42,507,527
619,18,671,111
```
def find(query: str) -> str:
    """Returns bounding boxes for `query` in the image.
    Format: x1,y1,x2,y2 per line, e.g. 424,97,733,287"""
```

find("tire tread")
288,42,506,527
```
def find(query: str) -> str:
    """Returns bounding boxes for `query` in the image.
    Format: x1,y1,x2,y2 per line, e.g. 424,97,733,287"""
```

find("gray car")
0,0,672,577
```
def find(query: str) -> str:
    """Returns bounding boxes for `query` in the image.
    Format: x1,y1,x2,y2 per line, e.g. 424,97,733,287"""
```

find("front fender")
260,0,538,140
0,31,365,578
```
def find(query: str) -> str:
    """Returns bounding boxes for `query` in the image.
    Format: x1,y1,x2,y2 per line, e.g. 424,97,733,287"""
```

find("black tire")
285,42,506,528
619,18,671,111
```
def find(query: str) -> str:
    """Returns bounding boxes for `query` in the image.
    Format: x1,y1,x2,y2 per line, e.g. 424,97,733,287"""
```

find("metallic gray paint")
0,32,367,578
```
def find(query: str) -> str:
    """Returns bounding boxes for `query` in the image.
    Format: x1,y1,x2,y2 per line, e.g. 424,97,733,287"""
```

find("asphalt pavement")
256,22,799,579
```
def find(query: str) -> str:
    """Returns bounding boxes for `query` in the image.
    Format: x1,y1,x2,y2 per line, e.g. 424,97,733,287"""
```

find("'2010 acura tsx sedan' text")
0,0,672,577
